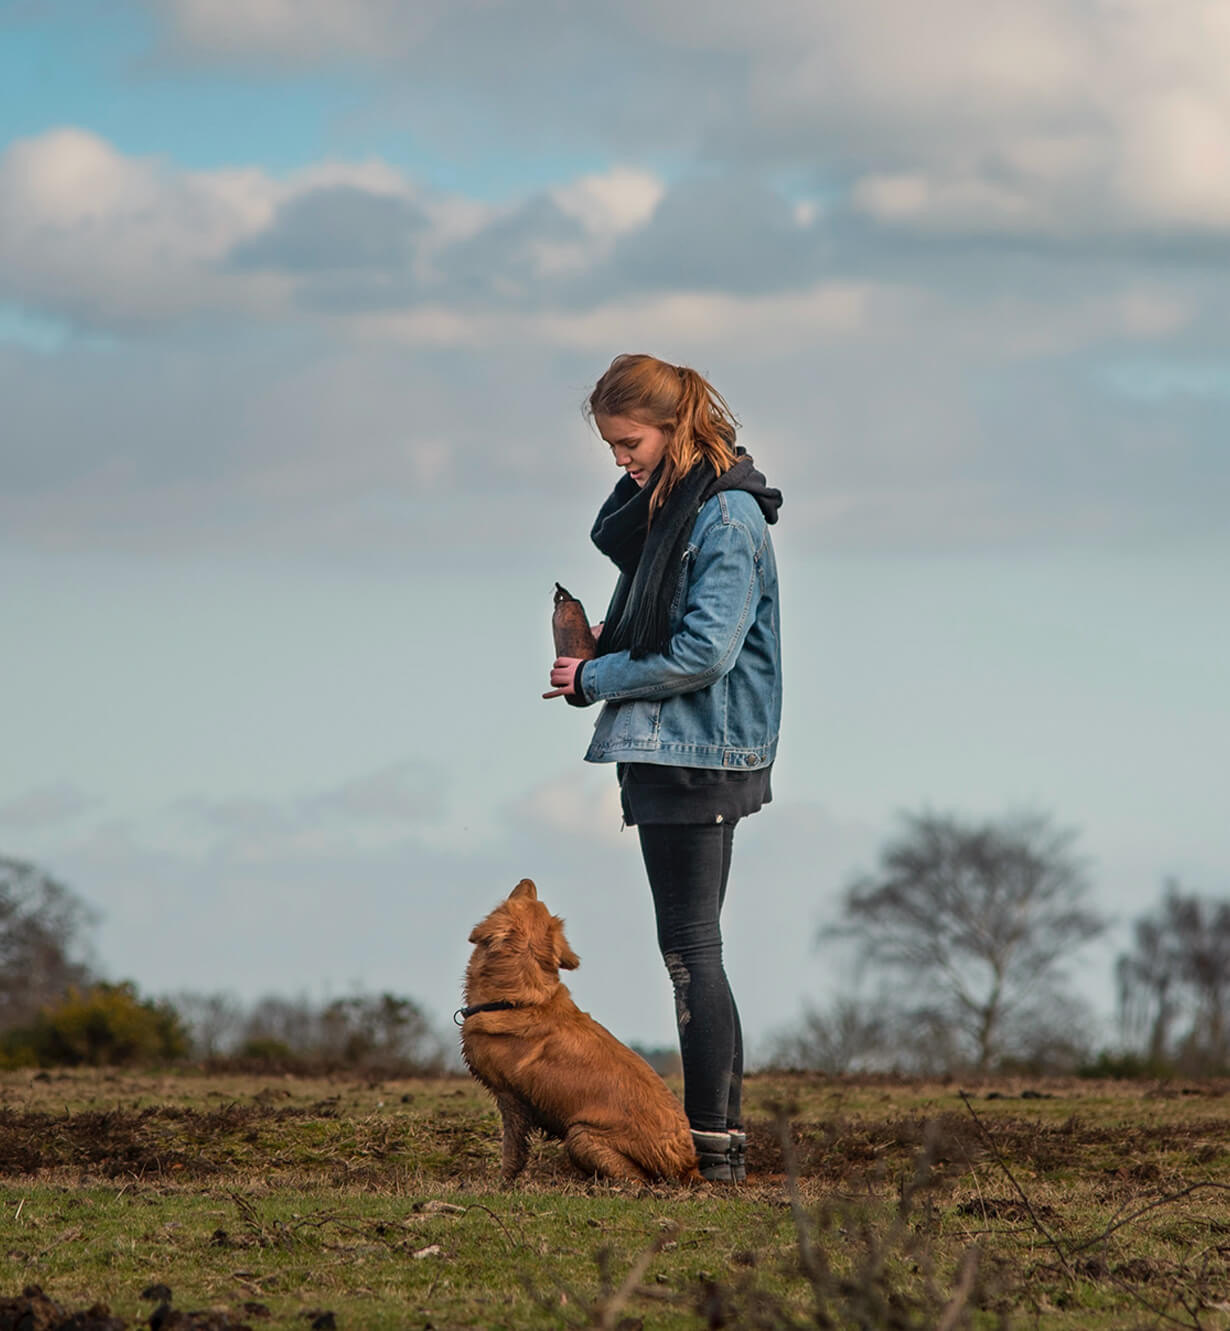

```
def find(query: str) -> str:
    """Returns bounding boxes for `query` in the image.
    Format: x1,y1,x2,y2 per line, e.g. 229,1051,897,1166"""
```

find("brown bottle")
552,583,598,660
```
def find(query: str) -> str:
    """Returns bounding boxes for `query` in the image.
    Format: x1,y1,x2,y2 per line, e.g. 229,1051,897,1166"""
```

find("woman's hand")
542,656,583,699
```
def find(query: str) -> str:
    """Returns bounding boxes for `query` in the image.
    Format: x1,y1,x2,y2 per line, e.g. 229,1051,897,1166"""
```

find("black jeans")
637,821,743,1134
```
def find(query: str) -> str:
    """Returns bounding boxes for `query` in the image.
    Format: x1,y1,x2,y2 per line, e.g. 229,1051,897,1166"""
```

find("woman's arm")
576,512,761,704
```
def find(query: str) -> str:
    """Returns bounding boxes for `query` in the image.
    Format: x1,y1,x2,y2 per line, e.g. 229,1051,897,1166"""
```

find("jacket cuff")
566,659,594,708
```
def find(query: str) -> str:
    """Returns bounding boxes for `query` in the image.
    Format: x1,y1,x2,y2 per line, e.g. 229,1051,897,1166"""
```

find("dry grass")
2,1069,1230,1329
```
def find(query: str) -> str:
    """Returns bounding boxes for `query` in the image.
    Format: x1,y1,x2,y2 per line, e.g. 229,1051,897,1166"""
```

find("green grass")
2,1069,1230,1328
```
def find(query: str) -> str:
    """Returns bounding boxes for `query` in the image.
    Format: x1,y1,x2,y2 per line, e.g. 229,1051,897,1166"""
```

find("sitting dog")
460,878,699,1183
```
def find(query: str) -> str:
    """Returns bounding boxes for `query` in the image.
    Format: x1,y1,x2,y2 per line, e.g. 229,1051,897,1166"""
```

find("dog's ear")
469,911,512,948
509,878,538,901
527,912,579,975
550,915,581,971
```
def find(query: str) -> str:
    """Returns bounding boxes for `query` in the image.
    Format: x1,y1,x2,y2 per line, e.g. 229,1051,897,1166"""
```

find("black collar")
454,1000,524,1026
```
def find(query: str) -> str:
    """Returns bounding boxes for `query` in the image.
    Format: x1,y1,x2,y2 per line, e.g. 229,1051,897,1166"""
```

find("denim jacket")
577,489,781,769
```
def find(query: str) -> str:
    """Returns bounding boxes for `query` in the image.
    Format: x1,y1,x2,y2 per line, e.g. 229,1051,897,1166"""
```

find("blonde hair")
586,354,738,518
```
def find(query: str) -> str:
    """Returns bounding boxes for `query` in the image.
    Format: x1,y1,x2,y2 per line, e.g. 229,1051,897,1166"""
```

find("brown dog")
460,878,699,1183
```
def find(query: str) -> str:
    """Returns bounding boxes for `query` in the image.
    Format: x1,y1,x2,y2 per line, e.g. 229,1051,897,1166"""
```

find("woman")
544,353,783,1182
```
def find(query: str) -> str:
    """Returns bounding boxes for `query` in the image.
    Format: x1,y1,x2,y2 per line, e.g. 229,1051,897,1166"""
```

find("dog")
460,878,699,1183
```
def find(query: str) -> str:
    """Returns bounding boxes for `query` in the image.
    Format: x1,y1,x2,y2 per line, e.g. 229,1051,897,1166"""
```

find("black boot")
691,1129,733,1182
728,1130,747,1182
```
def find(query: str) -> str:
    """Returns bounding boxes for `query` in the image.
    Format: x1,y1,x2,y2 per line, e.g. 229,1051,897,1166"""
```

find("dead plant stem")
957,1091,1076,1282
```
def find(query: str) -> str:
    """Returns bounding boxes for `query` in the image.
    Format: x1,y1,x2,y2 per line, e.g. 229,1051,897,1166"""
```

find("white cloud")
349,281,882,353
0,128,282,326
0,130,434,328
150,0,1230,238
1113,90,1230,228
550,167,665,238
509,769,628,851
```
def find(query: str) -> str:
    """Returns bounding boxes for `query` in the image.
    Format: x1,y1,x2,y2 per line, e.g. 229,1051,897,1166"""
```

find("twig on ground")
1099,1267,1205,1331
1070,1181,1230,1254
957,1090,1076,1282
229,1190,271,1246
461,1201,521,1250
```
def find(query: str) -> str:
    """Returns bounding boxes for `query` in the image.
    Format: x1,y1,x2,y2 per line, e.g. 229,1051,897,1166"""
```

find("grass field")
2,1068,1229,1329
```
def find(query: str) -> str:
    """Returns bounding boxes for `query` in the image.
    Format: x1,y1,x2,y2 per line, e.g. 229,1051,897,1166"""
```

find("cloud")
34,759,880,1050
434,195,591,306
0,128,279,328
0,129,441,328
173,760,450,855
2,110,1228,561
231,186,427,274
598,176,827,297
305,762,448,825
0,132,677,327
156,0,448,64
2,265,1225,559
551,169,665,238
0,783,96,829
148,0,1230,240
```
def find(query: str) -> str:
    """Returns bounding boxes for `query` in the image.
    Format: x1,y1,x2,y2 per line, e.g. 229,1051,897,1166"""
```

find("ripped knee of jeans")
663,951,691,1028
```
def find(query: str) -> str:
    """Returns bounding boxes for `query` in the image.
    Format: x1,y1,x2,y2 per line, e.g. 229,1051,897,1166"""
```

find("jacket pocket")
612,697,662,749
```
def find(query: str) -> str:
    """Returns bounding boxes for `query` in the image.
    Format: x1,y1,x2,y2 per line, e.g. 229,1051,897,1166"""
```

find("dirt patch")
954,1195,1061,1223
0,1285,124,1330
743,1107,1230,1186
0,1104,303,1179
0,1285,275,1331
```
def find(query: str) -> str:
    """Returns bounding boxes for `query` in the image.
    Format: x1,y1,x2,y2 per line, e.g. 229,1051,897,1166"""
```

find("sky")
2,0,1227,1062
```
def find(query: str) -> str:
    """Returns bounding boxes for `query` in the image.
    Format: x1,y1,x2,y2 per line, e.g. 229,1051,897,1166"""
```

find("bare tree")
167,990,245,1058
239,994,321,1055
318,992,446,1071
1116,909,1180,1066
169,989,448,1071
1118,881,1230,1073
823,811,1105,1073
767,997,891,1074
0,857,96,1029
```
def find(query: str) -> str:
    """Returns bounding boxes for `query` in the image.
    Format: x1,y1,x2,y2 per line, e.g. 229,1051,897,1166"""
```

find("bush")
0,982,189,1067
179,988,450,1074
1078,1048,1177,1080
229,1036,305,1072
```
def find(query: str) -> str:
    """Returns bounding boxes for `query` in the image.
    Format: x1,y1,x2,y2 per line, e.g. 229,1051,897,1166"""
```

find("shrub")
0,982,189,1067
1078,1048,1176,1080
181,988,450,1074
232,1036,304,1071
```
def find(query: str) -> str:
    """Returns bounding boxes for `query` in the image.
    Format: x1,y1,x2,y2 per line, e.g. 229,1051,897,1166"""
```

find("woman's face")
594,413,670,487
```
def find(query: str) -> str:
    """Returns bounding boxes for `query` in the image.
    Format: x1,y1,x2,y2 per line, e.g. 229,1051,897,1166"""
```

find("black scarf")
590,451,782,661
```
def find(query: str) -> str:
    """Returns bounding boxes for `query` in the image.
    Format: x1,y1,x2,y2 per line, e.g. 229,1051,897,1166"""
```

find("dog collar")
454,1000,524,1026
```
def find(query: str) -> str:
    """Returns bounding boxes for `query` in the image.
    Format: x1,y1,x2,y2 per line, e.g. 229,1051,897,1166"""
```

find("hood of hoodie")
707,449,782,525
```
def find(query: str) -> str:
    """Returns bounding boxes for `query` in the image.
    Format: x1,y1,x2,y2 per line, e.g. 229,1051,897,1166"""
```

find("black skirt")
617,762,773,826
